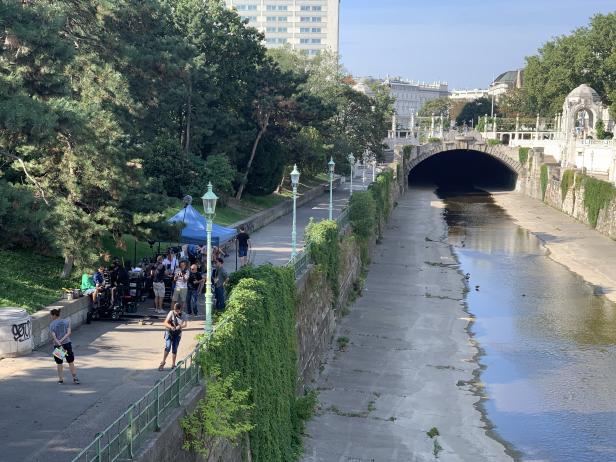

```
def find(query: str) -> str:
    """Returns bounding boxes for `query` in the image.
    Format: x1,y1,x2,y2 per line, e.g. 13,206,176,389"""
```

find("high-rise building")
225,0,340,55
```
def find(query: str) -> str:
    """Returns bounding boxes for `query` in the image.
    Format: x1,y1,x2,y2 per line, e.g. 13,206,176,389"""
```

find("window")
278,5,288,10
300,16,310,22
278,16,287,21
312,5,322,11
241,15,257,21
266,16,277,21
235,4,247,10
311,27,321,33
300,38,310,44
278,38,287,44
247,4,257,10
266,26,277,32
266,38,277,43
309,49,320,56
267,4,287,10
278,27,287,32
300,5,310,10
311,17,320,22
266,4,275,10
300,27,310,33
311,38,321,44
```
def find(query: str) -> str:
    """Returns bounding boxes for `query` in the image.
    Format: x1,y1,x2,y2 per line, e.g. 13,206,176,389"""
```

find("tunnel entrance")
408,149,518,191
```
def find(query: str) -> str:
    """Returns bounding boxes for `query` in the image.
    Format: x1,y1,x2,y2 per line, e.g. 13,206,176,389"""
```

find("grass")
0,249,79,313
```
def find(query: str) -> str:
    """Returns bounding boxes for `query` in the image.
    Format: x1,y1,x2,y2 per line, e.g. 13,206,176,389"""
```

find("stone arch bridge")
405,136,523,175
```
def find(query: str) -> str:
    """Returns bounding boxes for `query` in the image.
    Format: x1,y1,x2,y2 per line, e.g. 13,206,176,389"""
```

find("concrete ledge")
31,296,90,350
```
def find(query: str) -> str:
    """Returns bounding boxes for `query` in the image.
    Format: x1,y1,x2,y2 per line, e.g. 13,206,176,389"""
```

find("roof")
567,84,601,102
494,70,519,85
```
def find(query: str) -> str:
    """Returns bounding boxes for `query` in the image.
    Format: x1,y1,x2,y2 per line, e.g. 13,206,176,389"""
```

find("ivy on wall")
200,265,304,462
560,169,575,202
519,147,530,165
369,170,394,237
305,219,340,296
576,174,616,228
540,165,548,200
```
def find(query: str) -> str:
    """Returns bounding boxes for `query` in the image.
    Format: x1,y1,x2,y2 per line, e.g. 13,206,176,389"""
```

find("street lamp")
348,153,355,198
372,158,376,182
328,157,335,220
201,182,218,335
290,164,300,258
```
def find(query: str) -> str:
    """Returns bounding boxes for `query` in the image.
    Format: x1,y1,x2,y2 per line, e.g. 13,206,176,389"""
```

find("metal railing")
336,207,350,230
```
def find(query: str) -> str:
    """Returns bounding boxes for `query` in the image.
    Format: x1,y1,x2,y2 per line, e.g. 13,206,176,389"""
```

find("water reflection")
439,188,616,462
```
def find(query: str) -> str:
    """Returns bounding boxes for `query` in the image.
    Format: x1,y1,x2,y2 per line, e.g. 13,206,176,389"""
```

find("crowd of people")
71,227,251,373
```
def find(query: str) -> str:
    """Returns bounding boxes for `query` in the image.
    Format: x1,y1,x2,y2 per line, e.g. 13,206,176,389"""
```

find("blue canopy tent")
167,204,236,247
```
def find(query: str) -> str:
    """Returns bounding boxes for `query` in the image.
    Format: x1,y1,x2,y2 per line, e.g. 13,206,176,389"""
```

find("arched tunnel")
408,149,518,191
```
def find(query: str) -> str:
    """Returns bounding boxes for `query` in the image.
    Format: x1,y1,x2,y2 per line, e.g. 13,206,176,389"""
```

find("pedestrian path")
0,166,372,461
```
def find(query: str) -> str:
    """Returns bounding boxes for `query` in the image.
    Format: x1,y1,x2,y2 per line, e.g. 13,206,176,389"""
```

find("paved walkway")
0,167,372,461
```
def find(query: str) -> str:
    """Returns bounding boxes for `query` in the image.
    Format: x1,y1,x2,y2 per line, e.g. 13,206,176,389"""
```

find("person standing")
49,309,80,384
159,303,187,371
151,255,166,314
236,226,250,267
172,260,189,309
187,264,204,316
213,257,228,311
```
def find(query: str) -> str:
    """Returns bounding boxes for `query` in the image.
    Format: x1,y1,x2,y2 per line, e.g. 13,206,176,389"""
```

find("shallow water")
441,189,616,462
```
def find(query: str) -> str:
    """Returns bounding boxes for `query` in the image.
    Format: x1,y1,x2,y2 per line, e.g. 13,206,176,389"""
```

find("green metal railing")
72,346,201,462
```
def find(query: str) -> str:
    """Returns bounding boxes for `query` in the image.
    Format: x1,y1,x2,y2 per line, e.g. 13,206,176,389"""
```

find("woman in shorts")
49,308,80,384
158,303,187,371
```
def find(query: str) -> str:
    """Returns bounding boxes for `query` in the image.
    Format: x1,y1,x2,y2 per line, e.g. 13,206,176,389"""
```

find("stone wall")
517,149,616,240
32,296,90,350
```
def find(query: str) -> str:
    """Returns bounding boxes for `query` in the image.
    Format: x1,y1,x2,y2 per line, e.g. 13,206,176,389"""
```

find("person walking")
187,264,204,316
49,308,80,384
213,257,228,311
151,255,166,314
236,226,251,267
159,303,187,371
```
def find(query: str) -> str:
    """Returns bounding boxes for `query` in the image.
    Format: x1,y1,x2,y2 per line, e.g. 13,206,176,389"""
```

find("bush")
519,147,530,165
348,191,376,239
560,169,575,202
540,165,548,200
369,169,394,235
487,138,502,146
305,220,340,295
427,137,441,143
200,265,304,461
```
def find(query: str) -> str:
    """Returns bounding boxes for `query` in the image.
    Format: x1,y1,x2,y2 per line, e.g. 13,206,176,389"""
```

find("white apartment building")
355,77,449,127
225,0,340,55
450,89,488,101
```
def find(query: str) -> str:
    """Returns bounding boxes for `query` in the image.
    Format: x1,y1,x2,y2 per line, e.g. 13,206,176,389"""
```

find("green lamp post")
328,157,335,220
290,164,300,258
201,182,218,335
348,153,355,198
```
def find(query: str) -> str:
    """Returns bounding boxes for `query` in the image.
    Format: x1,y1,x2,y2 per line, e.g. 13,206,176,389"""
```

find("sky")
340,0,616,89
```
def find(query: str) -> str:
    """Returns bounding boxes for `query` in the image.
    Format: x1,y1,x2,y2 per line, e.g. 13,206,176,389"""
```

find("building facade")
450,89,488,101
354,78,449,128
224,0,340,55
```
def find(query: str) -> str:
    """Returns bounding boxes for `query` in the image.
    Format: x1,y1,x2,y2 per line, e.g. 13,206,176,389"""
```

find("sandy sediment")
301,187,512,462
491,191,616,305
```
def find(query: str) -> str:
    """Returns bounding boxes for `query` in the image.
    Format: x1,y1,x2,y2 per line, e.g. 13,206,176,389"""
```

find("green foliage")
181,369,254,461
540,165,549,200
0,249,79,312
336,336,350,350
560,169,575,202
427,427,440,439
370,170,394,233
518,147,530,165
200,265,305,461
595,120,607,140
348,192,377,240
523,13,616,117
487,139,502,146
418,96,452,117
455,97,492,126
305,220,340,296
427,137,442,143
402,145,413,161
577,175,616,228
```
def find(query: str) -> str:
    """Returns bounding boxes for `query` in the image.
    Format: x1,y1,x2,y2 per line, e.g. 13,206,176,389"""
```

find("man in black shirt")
151,255,167,313
236,225,250,267
110,259,129,308
186,264,204,316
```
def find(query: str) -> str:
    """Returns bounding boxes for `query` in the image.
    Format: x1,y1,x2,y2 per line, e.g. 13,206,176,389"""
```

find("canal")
441,188,616,462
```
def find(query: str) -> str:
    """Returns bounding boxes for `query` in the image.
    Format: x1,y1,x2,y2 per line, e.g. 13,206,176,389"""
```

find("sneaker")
72,376,80,385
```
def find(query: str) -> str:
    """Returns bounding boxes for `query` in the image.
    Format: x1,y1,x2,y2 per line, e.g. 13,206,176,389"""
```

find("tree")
418,97,452,117
523,13,616,117
455,98,492,127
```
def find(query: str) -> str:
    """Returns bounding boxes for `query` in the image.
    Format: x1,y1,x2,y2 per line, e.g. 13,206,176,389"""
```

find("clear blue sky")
340,0,616,89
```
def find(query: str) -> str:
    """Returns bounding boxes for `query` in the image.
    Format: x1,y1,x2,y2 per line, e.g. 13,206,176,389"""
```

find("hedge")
576,174,616,228
305,219,340,295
